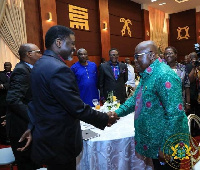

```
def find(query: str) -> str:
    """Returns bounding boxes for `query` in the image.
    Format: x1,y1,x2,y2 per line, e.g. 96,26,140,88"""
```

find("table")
76,113,153,170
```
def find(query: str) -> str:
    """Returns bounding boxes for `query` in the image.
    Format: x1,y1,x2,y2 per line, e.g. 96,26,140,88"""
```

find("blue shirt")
71,61,99,106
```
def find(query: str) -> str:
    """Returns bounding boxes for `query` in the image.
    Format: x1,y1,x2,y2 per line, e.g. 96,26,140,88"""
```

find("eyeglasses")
28,50,42,54
134,51,152,60
110,54,119,57
164,52,174,56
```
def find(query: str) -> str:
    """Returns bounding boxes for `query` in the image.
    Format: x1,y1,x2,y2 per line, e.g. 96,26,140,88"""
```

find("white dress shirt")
126,64,135,88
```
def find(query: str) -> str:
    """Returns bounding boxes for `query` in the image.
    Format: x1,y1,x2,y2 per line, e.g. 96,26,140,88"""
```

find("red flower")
143,145,148,150
146,101,152,108
165,81,172,89
146,67,152,73
158,57,162,62
178,104,183,110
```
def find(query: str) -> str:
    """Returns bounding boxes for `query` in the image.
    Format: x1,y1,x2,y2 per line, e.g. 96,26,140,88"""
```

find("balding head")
135,40,158,56
189,52,197,61
18,43,42,65
134,41,158,73
77,48,88,64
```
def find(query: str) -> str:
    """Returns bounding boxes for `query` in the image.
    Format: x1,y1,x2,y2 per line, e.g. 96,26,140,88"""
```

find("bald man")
112,41,189,169
71,48,99,106
6,43,42,170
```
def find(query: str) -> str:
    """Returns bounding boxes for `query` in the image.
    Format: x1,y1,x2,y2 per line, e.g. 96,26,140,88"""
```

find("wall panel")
56,0,101,56
169,9,196,61
108,0,143,56
24,0,43,51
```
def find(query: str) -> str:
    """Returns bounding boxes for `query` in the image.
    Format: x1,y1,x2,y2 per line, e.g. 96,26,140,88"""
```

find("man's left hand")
17,129,32,152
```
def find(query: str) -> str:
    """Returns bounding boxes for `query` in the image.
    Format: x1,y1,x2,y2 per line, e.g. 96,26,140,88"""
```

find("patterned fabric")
134,86,142,120
115,59,189,159
173,63,190,102
109,61,119,80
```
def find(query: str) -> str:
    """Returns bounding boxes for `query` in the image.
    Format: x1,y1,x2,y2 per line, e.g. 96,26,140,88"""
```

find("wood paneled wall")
142,9,150,41
108,0,143,57
196,12,200,44
169,9,196,62
23,0,43,51
39,0,57,49
99,0,111,61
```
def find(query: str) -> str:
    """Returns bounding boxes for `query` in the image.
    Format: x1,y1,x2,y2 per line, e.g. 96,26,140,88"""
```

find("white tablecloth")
76,114,153,170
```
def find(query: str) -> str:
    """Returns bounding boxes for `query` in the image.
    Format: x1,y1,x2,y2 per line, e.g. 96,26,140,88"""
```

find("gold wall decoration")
177,26,190,40
120,18,132,37
69,4,89,30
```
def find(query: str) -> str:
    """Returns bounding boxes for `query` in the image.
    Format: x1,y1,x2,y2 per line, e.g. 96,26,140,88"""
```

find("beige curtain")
0,0,6,24
0,0,27,59
149,7,168,53
0,36,19,71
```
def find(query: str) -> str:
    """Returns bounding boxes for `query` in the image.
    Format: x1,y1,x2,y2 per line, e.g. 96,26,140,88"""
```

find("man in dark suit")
6,43,42,170
0,62,12,145
99,48,128,104
18,25,117,170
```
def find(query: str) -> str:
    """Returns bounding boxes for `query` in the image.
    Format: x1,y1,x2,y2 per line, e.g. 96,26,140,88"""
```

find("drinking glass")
92,99,98,106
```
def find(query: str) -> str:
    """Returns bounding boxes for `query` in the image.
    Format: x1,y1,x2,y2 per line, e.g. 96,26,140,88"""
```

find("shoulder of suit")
120,62,127,67
101,62,109,67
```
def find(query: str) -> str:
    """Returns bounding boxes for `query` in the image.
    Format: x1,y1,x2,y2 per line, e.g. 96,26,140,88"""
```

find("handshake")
107,111,120,127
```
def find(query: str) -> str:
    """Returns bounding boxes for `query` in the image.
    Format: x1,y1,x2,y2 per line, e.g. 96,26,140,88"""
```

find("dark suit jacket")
6,61,31,138
29,50,109,164
99,61,128,103
0,71,10,108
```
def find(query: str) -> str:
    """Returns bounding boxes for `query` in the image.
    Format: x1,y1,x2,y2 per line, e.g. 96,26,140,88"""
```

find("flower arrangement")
103,91,120,111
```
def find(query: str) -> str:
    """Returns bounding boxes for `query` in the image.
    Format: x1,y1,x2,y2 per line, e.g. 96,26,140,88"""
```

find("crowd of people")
0,25,199,170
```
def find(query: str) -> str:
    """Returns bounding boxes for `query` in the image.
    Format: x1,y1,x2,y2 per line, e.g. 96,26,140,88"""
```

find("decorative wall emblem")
120,18,132,37
68,4,89,30
177,26,190,40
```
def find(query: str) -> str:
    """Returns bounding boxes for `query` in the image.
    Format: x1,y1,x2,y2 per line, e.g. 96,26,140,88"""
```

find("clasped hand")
107,111,120,127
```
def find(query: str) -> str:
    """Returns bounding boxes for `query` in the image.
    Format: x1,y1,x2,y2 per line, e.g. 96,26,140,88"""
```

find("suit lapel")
119,63,123,74
106,62,116,80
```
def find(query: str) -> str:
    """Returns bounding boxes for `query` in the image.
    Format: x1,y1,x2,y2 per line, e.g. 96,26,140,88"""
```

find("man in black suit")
99,48,128,104
0,62,12,145
17,25,118,170
6,43,42,170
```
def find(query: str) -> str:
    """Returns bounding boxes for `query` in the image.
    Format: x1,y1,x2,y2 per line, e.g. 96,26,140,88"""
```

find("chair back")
0,147,15,165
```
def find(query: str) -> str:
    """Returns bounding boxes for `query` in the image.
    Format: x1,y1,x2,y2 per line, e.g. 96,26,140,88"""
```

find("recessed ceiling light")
159,2,166,5
175,0,189,3
151,0,157,2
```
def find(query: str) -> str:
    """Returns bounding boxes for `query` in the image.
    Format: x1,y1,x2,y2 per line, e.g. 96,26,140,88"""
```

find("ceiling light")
151,0,157,2
159,2,166,5
175,0,189,3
